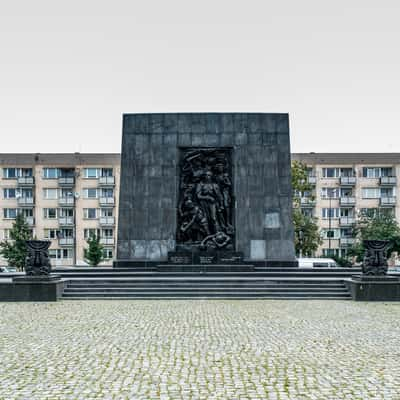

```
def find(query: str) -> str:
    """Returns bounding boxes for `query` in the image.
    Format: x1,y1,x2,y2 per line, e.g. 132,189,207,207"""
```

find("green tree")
84,235,104,266
292,160,322,256
348,212,400,262
0,213,32,271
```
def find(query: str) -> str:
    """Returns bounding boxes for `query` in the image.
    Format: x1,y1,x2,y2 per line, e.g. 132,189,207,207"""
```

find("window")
43,168,59,179
19,208,33,218
361,188,380,199
44,229,60,239
83,188,98,198
321,188,339,198
59,229,73,238
321,229,340,239
101,229,113,238
322,168,340,178
3,188,17,199
59,168,74,178
100,208,113,217
362,167,394,178
84,228,100,239
2,168,32,178
102,248,113,259
43,188,58,199
301,208,314,217
3,208,18,219
59,208,74,217
21,168,33,177
60,189,73,198
49,249,73,259
101,168,113,177
44,208,58,219
340,188,353,197
340,228,353,238
340,208,354,217
3,168,17,178
381,187,395,197
84,168,99,178
340,168,354,177
100,188,113,198
3,229,11,239
84,208,98,219
322,249,340,257
322,208,340,219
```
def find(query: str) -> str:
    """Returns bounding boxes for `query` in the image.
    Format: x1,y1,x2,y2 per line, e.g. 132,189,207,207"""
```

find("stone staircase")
59,268,354,300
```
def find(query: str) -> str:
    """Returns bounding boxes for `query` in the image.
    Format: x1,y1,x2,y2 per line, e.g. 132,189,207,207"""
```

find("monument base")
0,275,64,302
346,275,400,301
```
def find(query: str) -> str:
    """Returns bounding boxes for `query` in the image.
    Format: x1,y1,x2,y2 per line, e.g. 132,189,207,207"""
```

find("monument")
0,240,64,301
115,113,297,268
347,240,400,301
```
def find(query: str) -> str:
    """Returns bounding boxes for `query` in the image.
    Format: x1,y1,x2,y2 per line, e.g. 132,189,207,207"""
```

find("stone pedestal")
0,275,64,302
346,275,400,301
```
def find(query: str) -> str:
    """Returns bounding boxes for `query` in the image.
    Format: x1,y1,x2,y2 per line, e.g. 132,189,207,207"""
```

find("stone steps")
62,276,351,299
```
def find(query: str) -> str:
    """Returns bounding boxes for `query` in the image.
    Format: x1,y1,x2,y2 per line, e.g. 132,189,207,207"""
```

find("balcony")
340,177,356,186
25,216,35,225
59,238,74,246
99,197,115,207
17,177,35,186
380,197,396,207
99,176,115,186
99,216,115,226
340,197,356,206
100,237,114,245
380,176,397,186
58,177,75,186
340,237,355,247
300,198,315,207
339,217,355,226
58,197,75,207
17,197,34,207
58,216,74,226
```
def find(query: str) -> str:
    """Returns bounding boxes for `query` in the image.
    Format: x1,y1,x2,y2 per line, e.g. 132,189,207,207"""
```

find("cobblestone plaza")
1,301,399,400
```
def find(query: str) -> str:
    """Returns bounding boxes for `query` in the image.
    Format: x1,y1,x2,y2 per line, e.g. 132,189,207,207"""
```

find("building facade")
292,153,400,258
0,152,399,266
0,154,120,266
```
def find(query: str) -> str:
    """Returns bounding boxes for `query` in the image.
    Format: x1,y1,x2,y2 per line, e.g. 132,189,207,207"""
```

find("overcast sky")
0,1,399,153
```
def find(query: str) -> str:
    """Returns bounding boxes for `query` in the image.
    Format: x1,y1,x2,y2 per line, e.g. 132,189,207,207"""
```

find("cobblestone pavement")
0,301,400,400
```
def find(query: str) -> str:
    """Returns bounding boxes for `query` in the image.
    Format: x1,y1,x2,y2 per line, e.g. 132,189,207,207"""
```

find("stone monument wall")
117,113,296,262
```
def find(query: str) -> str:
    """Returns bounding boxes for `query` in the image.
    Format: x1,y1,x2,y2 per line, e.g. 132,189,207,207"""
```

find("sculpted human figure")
196,171,224,233
215,162,233,228
179,199,210,242
200,231,232,250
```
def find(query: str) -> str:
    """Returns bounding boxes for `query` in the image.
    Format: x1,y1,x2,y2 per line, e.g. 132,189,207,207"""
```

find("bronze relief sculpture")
177,148,234,250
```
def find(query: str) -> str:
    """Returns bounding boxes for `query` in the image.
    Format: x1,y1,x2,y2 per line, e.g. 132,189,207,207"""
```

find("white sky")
0,0,399,153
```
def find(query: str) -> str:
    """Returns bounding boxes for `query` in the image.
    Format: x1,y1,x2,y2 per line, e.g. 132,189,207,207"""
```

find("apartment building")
0,154,120,266
292,153,400,258
1,152,400,265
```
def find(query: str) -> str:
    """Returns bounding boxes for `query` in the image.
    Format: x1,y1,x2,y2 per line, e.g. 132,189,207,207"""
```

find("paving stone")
0,301,399,399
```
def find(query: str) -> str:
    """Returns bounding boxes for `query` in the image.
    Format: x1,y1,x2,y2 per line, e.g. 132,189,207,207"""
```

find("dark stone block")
206,114,221,134
135,114,149,134
0,278,65,302
117,113,295,264
346,276,400,301
168,252,193,264
193,252,218,265
164,114,178,134
217,252,244,264
178,132,192,146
